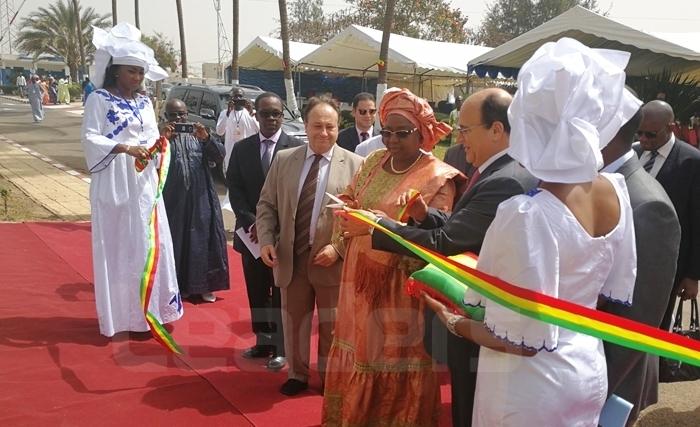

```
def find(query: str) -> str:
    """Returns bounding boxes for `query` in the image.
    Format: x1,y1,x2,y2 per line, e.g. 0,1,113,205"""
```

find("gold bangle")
446,314,466,336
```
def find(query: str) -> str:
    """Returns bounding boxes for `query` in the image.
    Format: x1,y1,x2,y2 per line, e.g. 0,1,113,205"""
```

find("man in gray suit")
257,97,363,396
371,88,539,427
600,107,681,426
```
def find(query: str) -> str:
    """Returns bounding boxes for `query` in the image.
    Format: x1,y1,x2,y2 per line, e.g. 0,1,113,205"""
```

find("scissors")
325,192,347,209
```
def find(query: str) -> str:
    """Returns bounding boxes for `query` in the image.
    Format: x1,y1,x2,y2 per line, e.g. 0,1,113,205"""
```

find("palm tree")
175,0,188,78
71,0,86,81
111,0,117,25
376,0,397,109
16,0,110,80
279,0,299,117
231,0,239,84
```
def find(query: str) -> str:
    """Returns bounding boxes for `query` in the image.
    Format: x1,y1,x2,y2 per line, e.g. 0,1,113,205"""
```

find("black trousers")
240,250,284,356
447,332,480,427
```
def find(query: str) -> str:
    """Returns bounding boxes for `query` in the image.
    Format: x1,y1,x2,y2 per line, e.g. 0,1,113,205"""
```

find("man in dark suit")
226,92,303,371
601,107,681,426
336,92,379,152
371,88,539,427
635,100,700,331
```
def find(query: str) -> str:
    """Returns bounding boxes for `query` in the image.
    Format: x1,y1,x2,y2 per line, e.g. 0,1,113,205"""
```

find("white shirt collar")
478,148,510,173
656,133,675,158
258,128,282,143
601,149,635,173
305,144,334,162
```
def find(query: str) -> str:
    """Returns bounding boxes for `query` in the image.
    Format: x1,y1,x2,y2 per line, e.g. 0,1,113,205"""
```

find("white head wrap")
91,22,168,89
507,37,642,183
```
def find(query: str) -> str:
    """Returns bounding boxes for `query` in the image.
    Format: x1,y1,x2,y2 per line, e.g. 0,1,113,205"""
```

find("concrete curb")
0,95,29,104
0,134,91,221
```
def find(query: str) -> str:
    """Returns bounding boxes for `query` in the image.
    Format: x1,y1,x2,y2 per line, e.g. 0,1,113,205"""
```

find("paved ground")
0,94,698,425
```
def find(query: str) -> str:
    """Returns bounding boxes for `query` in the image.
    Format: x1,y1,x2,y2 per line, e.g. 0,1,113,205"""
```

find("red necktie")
465,168,481,192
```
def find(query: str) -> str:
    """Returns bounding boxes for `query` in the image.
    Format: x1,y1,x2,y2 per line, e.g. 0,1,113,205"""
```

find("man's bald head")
463,88,513,134
165,98,186,112
642,100,674,123
638,100,675,151
164,98,187,122
458,88,513,167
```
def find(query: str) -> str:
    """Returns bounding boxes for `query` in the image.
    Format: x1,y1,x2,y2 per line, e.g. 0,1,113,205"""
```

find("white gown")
465,173,637,427
81,88,183,337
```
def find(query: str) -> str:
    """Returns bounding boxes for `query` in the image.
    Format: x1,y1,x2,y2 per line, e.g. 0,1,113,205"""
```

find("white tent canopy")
467,6,700,80
298,25,492,79
238,36,319,70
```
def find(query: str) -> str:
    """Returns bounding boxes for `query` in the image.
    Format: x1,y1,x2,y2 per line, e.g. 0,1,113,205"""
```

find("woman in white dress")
424,38,642,426
81,23,182,337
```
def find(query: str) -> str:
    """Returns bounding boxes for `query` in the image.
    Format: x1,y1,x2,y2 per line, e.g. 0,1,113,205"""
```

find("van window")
183,90,202,114
201,92,219,115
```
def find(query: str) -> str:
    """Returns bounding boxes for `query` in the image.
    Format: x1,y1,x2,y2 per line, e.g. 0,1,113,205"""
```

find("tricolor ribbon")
136,136,182,354
339,209,700,367
396,189,421,223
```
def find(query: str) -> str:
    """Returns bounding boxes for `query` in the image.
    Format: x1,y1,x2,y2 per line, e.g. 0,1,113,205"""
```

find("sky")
6,0,700,70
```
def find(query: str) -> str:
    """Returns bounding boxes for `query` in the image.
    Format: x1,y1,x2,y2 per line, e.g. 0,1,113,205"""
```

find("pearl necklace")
390,153,423,174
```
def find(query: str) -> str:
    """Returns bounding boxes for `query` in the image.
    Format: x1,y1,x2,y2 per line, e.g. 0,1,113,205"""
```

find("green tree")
475,0,602,46
285,0,471,44
141,32,178,72
286,0,329,44
16,0,110,79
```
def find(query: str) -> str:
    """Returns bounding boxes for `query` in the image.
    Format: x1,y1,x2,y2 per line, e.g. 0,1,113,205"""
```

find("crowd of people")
79,22,700,427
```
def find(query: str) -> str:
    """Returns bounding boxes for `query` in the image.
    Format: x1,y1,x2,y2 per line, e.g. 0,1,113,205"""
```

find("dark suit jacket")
226,132,303,253
603,155,681,423
635,140,700,282
337,125,380,152
372,154,539,257
443,144,475,178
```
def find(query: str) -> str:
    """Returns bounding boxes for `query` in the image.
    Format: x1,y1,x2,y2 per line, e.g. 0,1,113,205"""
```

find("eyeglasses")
379,128,418,139
258,110,283,119
456,123,487,134
357,108,377,116
166,111,187,118
636,126,669,139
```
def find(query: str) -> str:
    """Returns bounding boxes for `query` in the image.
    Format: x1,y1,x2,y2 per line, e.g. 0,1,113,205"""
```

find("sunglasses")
379,128,418,139
258,110,283,119
357,108,377,116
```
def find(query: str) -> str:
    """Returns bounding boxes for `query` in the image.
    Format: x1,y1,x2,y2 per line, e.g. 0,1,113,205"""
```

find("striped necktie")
643,150,658,173
294,154,323,255
360,132,369,142
261,139,273,176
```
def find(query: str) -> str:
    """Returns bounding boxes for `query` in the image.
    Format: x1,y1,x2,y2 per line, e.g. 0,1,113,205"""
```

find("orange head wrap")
378,87,452,151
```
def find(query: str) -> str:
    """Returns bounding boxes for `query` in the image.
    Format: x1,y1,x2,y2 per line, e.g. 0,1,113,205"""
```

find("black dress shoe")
280,379,308,396
241,345,272,359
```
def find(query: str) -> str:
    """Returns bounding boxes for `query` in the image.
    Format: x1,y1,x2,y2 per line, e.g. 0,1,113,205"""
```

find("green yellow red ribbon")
340,209,700,366
396,189,421,222
137,136,182,354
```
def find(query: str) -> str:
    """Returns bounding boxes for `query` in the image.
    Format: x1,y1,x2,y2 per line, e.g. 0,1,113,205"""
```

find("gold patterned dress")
322,149,464,426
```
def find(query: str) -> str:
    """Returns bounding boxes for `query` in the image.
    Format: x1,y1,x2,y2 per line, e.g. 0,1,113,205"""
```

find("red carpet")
0,222,453,426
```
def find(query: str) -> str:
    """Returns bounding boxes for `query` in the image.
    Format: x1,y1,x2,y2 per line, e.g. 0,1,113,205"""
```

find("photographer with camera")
160,98,230,303
216,87,259,174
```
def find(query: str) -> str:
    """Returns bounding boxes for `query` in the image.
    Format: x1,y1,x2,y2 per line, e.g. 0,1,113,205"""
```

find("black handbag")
659,298,700,383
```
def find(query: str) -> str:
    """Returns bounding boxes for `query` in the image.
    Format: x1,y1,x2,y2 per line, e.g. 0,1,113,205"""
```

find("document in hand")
235,227,261,259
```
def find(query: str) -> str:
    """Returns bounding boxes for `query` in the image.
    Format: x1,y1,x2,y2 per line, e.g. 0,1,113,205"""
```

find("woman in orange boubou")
322,88,466,426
